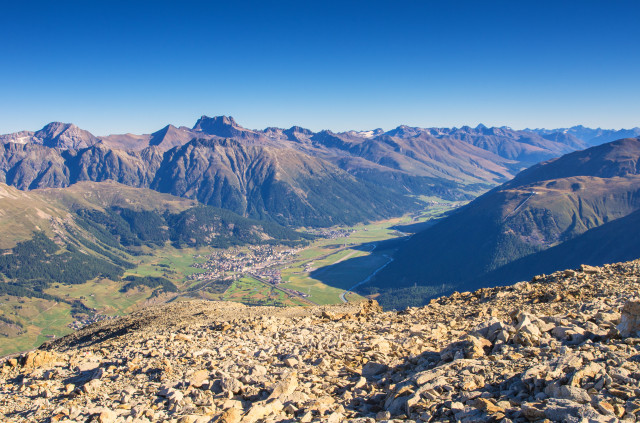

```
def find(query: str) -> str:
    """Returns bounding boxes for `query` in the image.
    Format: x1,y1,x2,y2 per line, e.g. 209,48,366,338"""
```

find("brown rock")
97,410,117,423
268,372,298,400
522,403,546,421
580,264,600,274
283,357,298,367
241,399,283,422
189,369,209,388
473,398,505,414
23,350,60,369
596,400,615,416
219,407,242,423
361,361,388,376
178,415,208,423
617,300,640,337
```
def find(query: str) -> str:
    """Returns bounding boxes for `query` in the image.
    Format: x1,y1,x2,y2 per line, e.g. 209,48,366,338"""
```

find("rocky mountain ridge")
0,122,101,150
0,116,624,228
528,126,640,148
2,118,633,176
2,260,640,422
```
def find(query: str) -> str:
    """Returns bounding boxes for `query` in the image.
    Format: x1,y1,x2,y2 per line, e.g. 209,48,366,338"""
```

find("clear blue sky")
1,0,639,135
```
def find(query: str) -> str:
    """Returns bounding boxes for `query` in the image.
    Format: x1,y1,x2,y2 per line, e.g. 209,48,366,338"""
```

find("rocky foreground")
2,262,640,423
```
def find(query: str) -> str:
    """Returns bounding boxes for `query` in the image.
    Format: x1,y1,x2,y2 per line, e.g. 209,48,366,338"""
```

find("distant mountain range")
1,117,640,320
6,117,632,246
374,136,640,296
3,116,633,228
527,125,640,147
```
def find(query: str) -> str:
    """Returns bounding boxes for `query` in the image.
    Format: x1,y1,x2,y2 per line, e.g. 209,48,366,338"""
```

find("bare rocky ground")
1,261,640,423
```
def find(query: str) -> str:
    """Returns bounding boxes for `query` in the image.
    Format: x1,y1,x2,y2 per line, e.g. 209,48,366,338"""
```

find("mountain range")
374,136,640,298
1,116,631,228
528,125,640,147
1,115,640,353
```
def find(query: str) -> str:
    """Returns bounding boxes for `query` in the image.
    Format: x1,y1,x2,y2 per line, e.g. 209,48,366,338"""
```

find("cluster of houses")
305,228,355,239
252,268,282,284
188,245,300,283
67,313,116,331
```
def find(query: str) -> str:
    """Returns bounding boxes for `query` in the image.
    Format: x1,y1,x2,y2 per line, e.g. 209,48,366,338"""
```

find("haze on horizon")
1,0,639,135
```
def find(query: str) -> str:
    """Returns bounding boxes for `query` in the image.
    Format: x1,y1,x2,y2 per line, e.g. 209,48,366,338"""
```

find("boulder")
268,372,298,400
617,300,640,337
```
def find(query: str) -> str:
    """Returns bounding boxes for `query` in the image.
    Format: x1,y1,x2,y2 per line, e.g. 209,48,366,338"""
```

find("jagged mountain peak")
193,115,239,132
33,121,99,149
147,124,194,149
384,125,423,138
150,124,180,138
37,121,76,135
191,115,263,140
283,125,314,142
287,125,313,135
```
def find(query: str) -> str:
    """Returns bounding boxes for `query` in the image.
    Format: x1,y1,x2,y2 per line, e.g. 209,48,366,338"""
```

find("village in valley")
186,228,357,299
188,245,299,286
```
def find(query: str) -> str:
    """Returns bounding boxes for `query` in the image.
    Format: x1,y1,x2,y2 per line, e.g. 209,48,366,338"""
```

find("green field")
277,216,418,304
123,245,210,289
47,279,152,315
280,271,351,305
274,202,470,305
222,276,307,307
0,296,73,356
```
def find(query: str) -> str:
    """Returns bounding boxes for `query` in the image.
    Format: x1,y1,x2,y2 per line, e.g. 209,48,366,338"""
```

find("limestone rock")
189,369,209,388
617,299,640,337
268,372,298,400
22,351,60,369
97,410,117,423
219,407,242,423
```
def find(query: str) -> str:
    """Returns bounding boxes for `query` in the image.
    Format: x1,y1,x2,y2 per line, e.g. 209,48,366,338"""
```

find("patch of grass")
0,297,74,356
279,275,346,305
222,276,304,307
46,279,150,316
276,216,429,304
124,245,210,289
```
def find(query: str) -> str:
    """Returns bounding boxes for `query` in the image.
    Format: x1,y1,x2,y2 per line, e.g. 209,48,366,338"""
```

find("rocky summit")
2,261,640,423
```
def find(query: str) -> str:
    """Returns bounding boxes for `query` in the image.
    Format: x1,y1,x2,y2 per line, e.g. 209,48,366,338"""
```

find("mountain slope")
151,138,417,227
4,260,639,422
310,129,516,184
419,124,586,167
475,207,640,289
1,117,631,228
0,180,312,293
0,180,312,252
374,137,640,291
0,181,314,354
0,183,72,249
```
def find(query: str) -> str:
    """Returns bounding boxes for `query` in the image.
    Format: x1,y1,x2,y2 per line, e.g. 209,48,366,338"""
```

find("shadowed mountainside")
374,137,640,293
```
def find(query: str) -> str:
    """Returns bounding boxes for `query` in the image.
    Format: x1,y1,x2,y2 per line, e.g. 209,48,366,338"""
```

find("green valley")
0,187,462,356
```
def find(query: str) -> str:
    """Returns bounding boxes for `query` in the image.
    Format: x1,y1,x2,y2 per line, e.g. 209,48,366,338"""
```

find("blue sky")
1,0,639,135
